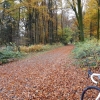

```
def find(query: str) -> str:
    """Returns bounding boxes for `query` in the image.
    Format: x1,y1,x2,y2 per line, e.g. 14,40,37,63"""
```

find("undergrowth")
73,39,100,68
20,43,63,53
0,43,63,64
0,46,23,64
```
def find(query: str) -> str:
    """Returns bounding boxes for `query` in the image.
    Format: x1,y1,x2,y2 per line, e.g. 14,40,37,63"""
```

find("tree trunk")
90,21,92,39
97,0,100,40
77,0,84,41
61,0,63,36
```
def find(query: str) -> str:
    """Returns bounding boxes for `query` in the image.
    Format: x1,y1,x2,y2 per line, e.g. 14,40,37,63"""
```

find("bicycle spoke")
81,86,100,100
84,89,99,100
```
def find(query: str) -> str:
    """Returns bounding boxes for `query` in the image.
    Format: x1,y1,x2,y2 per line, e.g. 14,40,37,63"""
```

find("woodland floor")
0,45,99,100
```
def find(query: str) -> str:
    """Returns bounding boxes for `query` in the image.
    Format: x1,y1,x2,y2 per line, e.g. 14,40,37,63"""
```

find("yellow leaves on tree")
83,0,98,36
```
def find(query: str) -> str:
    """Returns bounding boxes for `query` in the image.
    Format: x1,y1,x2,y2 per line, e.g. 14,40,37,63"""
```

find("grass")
20,43,63,53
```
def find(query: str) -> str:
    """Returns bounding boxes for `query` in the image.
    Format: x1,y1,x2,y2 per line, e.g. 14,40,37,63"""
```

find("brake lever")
88,69,93,78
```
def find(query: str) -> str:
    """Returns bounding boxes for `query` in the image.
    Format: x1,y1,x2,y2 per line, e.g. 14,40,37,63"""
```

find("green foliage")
2,50,21,59
60,27,73,45
0,44,23,64
73,39,100,68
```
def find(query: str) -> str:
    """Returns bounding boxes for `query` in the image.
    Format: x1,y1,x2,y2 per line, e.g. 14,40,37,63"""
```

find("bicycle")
81,69,100,100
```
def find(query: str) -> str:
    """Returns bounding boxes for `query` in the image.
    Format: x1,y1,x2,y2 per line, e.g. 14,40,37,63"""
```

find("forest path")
0,45,93,100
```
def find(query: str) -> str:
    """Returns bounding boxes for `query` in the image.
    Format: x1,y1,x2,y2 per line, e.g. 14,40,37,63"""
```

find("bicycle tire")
81,86,100,100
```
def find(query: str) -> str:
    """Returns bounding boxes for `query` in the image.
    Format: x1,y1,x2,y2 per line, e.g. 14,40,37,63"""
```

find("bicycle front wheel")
81,86,100,100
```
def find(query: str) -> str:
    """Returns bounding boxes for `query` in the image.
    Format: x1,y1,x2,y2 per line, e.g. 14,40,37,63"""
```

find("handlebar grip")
90,73,100,84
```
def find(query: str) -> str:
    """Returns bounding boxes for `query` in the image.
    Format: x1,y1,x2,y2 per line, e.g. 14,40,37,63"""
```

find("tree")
60,27,73,45
67,0,84,41
97,0,100,40
0,0,60,45
83,0,99,39
0,0,14,43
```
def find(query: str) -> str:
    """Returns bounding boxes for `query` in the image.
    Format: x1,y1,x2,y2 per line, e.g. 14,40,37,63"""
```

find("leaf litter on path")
0,45,96,100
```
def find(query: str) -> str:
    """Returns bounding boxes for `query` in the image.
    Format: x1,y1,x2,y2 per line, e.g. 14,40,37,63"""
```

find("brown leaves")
0,45,96,100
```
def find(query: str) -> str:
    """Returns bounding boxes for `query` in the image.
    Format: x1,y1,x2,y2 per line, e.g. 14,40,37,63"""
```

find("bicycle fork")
96,93,100,100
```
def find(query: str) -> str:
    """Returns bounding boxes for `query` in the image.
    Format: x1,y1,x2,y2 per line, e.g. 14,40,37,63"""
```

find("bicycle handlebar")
91,73,100,84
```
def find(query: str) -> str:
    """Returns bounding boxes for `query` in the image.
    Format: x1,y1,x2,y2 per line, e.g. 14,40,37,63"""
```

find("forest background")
0,0,99,46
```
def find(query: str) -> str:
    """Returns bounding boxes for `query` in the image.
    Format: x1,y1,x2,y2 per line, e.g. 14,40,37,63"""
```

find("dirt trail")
0,45,93,100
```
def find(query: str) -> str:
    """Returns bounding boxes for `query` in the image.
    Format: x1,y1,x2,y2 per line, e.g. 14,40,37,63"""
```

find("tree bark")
77,0,84,41
97,0,100,40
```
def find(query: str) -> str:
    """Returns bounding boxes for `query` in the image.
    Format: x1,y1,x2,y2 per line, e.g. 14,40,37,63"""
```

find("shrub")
20,46,29,53
0,43,23,64
73,39,100,68
20,44,43,53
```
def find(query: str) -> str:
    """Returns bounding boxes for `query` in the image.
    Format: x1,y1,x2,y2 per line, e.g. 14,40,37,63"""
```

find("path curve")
0,45,93,100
